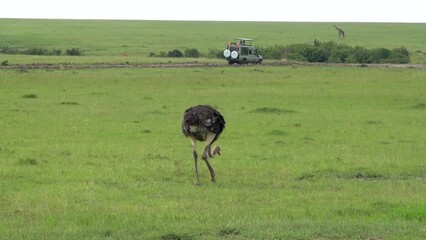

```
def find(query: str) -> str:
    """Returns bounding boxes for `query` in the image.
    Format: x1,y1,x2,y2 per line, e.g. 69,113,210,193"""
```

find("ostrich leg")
203,132,217,159
204,158,216,182
190,137,200,185
202,132,217,182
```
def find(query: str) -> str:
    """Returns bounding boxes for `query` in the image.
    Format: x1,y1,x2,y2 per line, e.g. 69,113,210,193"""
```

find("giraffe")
333,25,345,39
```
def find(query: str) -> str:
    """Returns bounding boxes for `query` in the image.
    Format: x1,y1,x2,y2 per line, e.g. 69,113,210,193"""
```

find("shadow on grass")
160,233,193,240
410,103,426,110
295,168,388,181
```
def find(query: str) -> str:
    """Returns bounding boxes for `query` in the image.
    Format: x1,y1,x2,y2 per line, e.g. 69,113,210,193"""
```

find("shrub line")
0,62,424,70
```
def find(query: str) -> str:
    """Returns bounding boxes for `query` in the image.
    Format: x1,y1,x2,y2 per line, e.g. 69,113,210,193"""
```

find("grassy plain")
1,65,426,239
1,19,426,239
0,19,425,63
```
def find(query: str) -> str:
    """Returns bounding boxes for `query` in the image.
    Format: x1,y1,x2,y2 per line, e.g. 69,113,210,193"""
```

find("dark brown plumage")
182,105,225,185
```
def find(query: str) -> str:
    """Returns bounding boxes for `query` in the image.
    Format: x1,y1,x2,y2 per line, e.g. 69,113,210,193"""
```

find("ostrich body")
182,105,225,185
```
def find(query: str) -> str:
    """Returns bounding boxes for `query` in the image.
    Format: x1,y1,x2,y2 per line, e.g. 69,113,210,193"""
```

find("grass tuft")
60,101,79,105
160,233,192,240
103,230,113,237
411,103,426,109
250,107,296,114
22,93,37,99
295,173,316,181
218,228,240,237
17,68,30,73
352,172,385,180
339,169,387,180
364,120,382,125
268,129,288,136
18,158,37,165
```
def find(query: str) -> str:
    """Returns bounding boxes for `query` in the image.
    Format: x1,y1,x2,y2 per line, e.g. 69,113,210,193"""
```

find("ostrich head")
212,146,221,156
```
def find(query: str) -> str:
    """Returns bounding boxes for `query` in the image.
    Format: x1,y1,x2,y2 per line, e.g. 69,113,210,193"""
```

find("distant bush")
150,49,200,58
256,40,410,64
207,49,223,58
25,47,49,55
0,44,64,56
352,46,369,63
184,48,200,58
257,45,285,60
368,48,391,63
387,47,410,64
66,48,82,56
24,47,63,56
0,45,19,54
51,48,62,56
158,51,167,57
167,49,184,58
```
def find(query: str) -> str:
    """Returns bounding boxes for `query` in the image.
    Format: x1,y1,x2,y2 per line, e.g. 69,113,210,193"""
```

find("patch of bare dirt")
0,62,424,70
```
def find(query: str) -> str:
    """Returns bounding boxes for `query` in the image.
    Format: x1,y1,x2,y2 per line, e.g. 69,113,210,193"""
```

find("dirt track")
0,62,424,70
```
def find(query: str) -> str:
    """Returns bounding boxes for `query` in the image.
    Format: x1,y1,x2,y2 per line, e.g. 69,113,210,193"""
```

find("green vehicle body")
223,38,263,64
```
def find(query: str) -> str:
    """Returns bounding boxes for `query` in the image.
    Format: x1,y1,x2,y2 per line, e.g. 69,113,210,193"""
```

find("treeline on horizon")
257,39,410,64
153,39,411,64
1,39,410,64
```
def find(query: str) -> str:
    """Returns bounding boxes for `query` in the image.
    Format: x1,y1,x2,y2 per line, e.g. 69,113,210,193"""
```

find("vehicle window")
241,47,249,55
230,46,239,52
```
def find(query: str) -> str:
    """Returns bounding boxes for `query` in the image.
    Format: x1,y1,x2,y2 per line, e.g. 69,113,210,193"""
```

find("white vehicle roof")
236,38,253,41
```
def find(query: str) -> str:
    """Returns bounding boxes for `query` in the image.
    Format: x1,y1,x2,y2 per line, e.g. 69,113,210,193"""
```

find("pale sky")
2,0,425,23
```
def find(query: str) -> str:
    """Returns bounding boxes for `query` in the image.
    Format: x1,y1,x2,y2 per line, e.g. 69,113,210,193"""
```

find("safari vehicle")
223,38,263,64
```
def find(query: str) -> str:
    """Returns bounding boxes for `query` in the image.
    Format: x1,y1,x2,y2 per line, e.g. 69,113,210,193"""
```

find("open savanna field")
1,19,426,239
1,19,426,64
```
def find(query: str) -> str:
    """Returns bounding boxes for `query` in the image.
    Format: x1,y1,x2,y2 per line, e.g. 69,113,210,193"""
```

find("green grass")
0,54,225,66
1,66,425,239
1,19,425,63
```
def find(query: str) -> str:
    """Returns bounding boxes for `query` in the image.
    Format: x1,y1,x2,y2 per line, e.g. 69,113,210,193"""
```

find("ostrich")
182,105,226,185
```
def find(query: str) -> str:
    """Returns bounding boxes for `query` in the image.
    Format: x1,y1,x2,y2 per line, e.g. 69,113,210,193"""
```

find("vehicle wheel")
258,60,263,64
230,51,238,59
228,60,234,65
223,49,231,58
